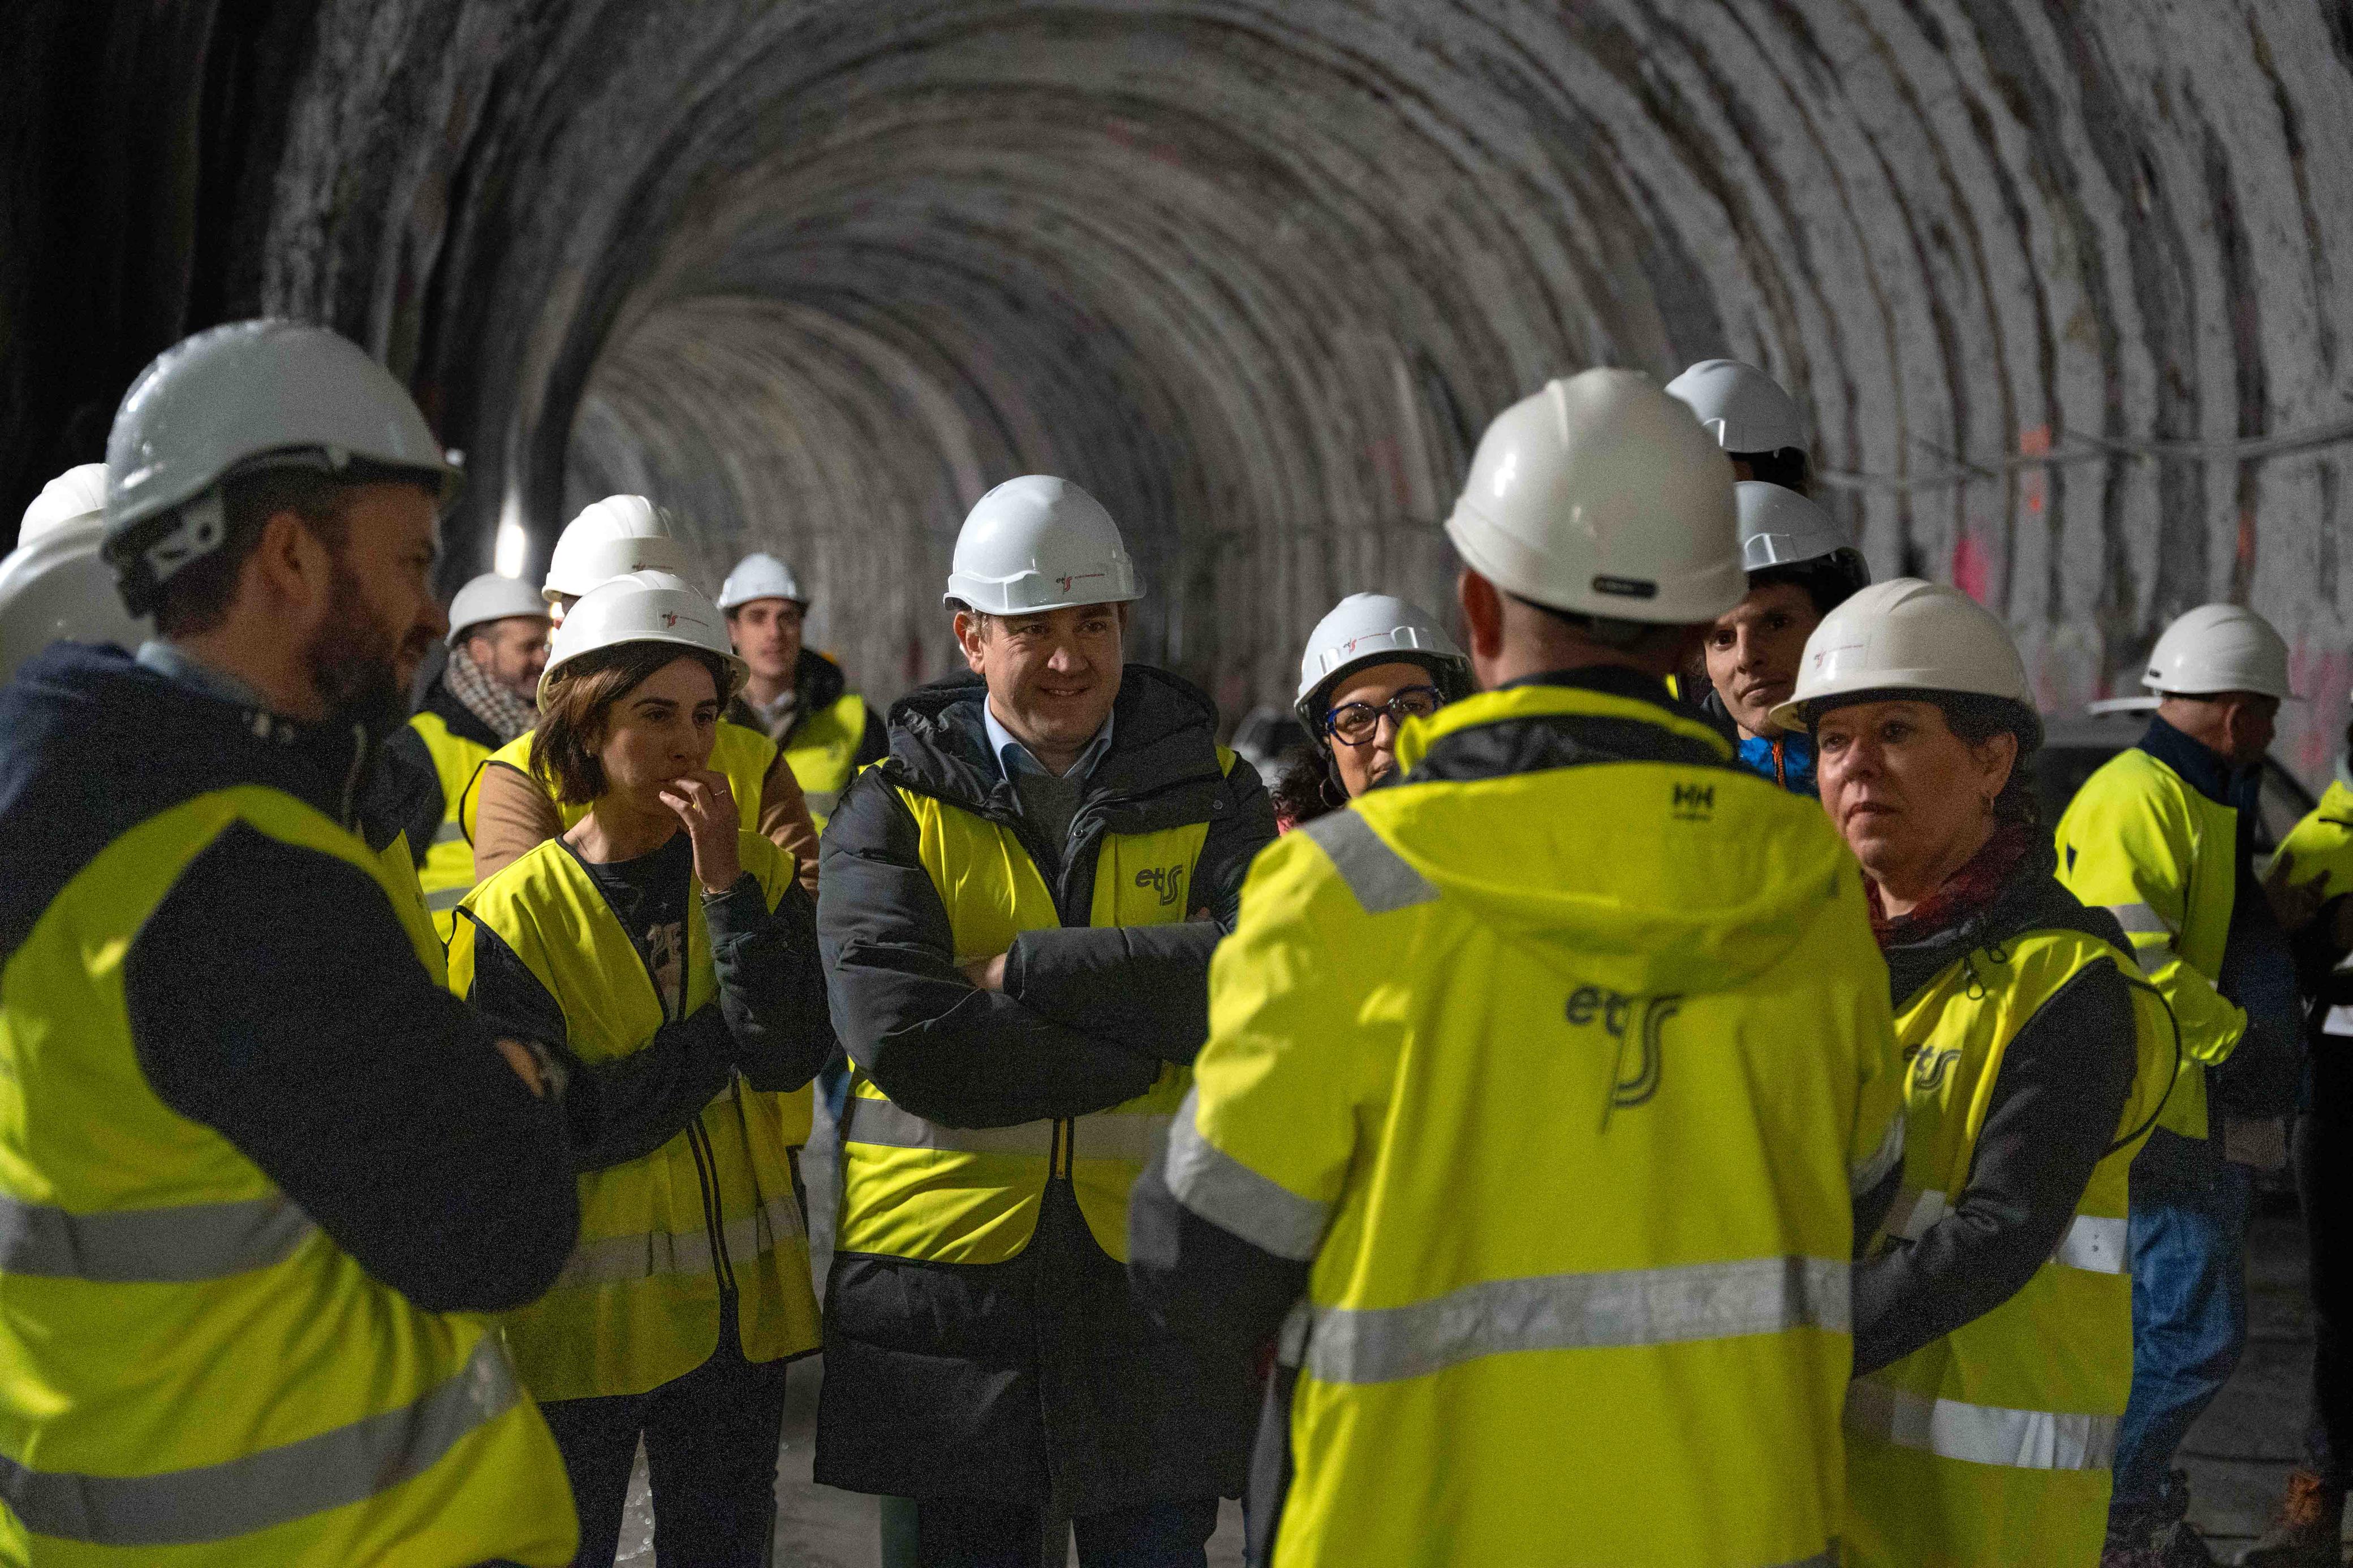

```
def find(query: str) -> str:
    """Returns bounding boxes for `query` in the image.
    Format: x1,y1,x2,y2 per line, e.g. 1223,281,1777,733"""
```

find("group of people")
0,315,2341,1568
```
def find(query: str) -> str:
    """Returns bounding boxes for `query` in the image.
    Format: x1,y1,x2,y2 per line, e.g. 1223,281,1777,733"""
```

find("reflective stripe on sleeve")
1299,1255,1850,1385
425,884,472,912
1846,1379,2118,1470
0,1193,316,1284
551,1191,803,1290
432,819,468,846
841,1096,1054,1158
1851,1116,1905,1196
0,1331,519,1547
1162,1087,1330,1262
1887,1188,2126,1276
1070,1111,1174,1164
803,789,841,817
2105,902,2174,936
1300,812,1440,915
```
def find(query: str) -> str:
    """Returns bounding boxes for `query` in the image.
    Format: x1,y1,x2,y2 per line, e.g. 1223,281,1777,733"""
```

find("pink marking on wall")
1951,531,1989,603
2019,425,2050,518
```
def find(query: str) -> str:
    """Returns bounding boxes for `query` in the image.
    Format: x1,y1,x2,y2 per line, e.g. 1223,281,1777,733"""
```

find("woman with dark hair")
1774,578,2173,1568
1277,592,1473,830
449,569,834,1568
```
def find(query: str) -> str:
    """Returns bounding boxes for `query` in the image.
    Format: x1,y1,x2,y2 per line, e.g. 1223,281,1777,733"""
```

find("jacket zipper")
1772,737,1787,788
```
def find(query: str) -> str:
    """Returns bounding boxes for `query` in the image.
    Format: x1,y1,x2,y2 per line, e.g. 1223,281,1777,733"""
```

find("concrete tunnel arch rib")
243,0,2353,774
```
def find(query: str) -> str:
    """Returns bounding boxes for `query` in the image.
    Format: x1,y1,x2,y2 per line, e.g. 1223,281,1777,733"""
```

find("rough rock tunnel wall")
6,2,2352,776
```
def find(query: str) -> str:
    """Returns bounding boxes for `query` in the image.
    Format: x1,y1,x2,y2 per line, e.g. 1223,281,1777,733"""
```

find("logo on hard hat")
660,611,679,628
1054,571,1106,593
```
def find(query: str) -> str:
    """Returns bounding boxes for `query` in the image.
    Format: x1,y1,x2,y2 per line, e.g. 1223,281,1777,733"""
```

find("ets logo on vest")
1565,986,1683,1128
1134,865,1187,908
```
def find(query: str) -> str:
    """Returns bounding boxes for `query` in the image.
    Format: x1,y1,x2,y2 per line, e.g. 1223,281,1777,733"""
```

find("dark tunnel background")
5,1,2351,775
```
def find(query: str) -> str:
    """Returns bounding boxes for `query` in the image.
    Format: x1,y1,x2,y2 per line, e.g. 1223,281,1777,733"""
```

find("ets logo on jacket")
1134,864,1187,908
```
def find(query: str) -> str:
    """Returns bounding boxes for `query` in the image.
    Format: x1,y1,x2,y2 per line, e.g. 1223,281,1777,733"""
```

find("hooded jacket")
1131,668,1904,1568
814,663,1276,1513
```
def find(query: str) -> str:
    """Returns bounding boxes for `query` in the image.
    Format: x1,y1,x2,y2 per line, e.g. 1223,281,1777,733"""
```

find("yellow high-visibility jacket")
1143,677,1905,1568
2055,744,2246,1139
2274,779,2353,1042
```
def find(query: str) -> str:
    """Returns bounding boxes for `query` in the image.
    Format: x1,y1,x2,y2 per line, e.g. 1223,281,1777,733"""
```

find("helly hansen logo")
1565,987,1681,1128
1671,781,1715,820
1134,865,1187,907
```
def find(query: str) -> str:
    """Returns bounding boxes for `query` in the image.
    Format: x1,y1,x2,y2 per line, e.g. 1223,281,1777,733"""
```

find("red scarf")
1868,821,2036,948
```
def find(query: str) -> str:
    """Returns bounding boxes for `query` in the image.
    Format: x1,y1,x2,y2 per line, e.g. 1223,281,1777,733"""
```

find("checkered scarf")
443,643,540,743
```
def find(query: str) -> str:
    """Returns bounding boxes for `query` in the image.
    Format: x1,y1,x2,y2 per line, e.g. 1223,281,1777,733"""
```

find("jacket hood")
1364,673,1864,997
882,663,1223,817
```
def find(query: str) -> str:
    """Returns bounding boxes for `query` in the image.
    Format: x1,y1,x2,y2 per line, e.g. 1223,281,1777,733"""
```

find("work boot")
2236,1468,2346,1566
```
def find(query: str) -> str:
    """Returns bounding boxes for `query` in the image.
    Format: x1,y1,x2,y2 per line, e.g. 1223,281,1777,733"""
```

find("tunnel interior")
7,1,2353,774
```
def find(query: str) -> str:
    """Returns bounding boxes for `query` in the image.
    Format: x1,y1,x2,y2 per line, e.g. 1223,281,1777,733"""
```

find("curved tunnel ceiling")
252,1,2353,772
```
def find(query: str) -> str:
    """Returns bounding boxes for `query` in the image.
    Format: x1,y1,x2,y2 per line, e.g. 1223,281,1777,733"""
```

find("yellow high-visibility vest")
448,830,820,1404
1845,929,2172,1567
784,689,870,832
2274,780,2353,1041
0,786,575,1566
2055,746,2247,1138
834,754,1242,1265
1169,682,1905,1567
406,709,494,941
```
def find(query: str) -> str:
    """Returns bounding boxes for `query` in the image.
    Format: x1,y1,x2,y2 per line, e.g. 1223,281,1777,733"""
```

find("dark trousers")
2110,1160,2254,1521
2300,1047,2353,1486
536,1297,792,1568
913,1497,1219,1568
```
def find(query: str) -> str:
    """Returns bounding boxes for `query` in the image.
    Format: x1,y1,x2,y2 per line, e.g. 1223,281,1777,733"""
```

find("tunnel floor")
615,1100,2316,1566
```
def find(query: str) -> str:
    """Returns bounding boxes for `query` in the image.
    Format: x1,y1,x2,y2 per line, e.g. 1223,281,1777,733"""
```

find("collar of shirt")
137,640,273,711
2138,712,2255,809
982,700,1115,783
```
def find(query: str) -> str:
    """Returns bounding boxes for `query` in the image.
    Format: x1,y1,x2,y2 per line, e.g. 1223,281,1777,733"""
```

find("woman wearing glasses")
1272,593,1474,830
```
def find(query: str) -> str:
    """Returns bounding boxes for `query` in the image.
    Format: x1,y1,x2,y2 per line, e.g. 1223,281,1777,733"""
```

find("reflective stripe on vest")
2103,902,2174,967
433,819,468,846
1163,1087,1329,1262
1887,1186,2127,1276
552,1191,803,1291
0,1320,519,1548
1298,1255,1850,1385
1851,1115,1906,1196
844,1098,1171,1163
0,1192,316,1283
1300,810,1439,914
803,789,840,818
1846,1379,2119,1471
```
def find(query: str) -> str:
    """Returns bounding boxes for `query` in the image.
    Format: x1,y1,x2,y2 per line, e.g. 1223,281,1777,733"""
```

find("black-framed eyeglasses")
1324,686,1443,746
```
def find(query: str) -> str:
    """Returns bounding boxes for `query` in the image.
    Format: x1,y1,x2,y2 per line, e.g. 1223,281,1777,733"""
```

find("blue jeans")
2109,1161,2253,1521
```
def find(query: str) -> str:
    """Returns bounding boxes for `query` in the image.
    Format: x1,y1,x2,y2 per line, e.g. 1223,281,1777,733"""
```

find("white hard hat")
2140,603,2299,702
1665,359,1809,456
1293,593,1469,728
0,517,154,683
104,321,459,612
20,464,109,545
718,552,806,611
542,495,689,604
1771,577,2040,746
538,569,747,708
1443,369,1743,625
944,476,1141,615
1735,481,1869,589
444,572,552,647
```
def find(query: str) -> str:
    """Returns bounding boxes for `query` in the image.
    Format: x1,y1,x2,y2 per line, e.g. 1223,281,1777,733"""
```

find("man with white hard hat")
462,494,821,889
0,320,580,1564
368,570,552,938
1130,371,1903,1566
1666,356,1814,493
2056,603,2307,1567
815,474,1276,1565
718,550,886,832
0,464,150,682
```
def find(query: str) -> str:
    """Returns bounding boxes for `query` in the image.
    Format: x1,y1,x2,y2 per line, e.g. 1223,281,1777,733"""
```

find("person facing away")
0,319,581,1566
717,549,887,832
461,495,820,891
1782,578,2170,1568
815,474,1277,1567
2053,603,2307,1568
1130,369,1906,1568
447,569,835,1568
